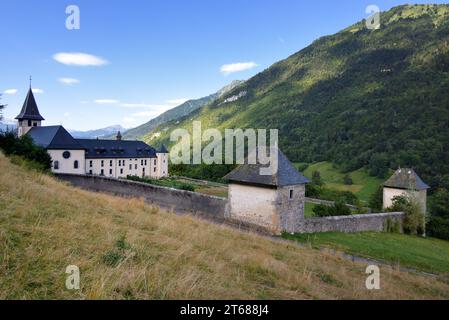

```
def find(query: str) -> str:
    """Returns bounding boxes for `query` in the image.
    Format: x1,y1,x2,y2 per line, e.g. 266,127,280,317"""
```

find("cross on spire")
29,75,32,88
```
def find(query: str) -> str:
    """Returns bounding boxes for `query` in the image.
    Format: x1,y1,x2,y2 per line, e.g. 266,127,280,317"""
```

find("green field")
283,232,449,275
300,161,383,204
304,202,318,218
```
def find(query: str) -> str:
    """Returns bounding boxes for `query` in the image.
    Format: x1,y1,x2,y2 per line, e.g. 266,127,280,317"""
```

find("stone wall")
297,212,404,234
305,197,372,213
56,173,228,220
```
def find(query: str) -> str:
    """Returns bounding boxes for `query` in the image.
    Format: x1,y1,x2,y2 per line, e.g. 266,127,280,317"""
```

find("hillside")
118,80,243,140
147,4,449,189
1,153,449,299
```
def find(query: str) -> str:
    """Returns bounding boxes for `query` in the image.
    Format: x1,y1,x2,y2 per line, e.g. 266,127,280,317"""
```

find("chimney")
116,131,122,141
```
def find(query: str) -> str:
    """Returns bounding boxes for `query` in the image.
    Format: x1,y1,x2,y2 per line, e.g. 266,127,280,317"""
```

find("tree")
312,170,324,187
0,94,6,121
369,185,384,212
389,195,425,235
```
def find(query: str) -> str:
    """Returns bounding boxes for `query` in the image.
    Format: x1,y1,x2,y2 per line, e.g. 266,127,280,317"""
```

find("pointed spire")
15,86,45,121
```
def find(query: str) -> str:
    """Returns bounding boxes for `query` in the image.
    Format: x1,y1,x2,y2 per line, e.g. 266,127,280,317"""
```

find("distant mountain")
69,125,126,139
148,4,449,189
118,80,244,140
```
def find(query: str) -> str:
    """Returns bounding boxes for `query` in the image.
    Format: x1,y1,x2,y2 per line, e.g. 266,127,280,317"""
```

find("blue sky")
1,0,447,131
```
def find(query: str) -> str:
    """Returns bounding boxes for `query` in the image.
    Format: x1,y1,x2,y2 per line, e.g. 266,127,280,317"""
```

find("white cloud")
32,88,44,94
220,62,258,75
3,89,18,95
123,117,136,123
120,103,156,108
53,52,108,66
94,99,119,104
167,98,189,105
59,78,80,85
64,112,71,117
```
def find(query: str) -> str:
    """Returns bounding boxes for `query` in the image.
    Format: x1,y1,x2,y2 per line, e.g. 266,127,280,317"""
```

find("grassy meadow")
283,232,449,275
1,152,449,299
301,162,383,204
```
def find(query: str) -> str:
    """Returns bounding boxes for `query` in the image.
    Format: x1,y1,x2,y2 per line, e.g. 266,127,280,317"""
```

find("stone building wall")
277,185,305,233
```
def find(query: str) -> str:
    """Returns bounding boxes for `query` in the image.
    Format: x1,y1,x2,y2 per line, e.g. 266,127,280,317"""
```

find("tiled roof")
224,147,309,188
383,168,430,191
15,88,45,121
77,139,157,159
28,126,84,150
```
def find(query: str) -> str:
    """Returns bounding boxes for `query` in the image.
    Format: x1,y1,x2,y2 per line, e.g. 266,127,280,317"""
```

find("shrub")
389,195,425,235
0,132,51,171
343,174,353,185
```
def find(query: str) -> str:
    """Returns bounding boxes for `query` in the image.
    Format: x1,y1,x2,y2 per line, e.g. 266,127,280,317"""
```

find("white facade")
227,183,279,229
84,157,161,179
48,149,86,175
383,187,427,213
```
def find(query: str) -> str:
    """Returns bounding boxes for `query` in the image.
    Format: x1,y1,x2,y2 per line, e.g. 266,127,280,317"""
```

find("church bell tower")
15,83,45,137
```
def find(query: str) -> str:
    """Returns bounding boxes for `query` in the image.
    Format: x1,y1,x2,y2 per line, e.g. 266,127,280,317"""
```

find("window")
89,160,93,167
123,160,126,166
28,120,32,126
89,170,93,175
54,161,59,170
118,160,121,166
129,164,132,170
109,169,113,175
154,159,157,165
74,160,79,169
33,122,37,127
289,189,294,200
141,160,143,165
100,169,104,176
153,167,156,173
110,160,113,167
120,169,123,174
101,160,104,167
63,151,71,159
144,160,147,165
135,164,137,170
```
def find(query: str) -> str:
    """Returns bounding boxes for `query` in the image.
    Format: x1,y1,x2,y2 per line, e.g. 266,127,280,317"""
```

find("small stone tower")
15,88,45,137
383,168,430,213
116,131,122,141
224,147,309,234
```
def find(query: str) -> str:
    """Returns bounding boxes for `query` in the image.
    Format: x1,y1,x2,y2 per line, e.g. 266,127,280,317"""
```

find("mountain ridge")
147,4,449,189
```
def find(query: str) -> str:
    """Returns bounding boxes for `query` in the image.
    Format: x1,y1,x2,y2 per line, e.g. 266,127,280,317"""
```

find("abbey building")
15,88,169,179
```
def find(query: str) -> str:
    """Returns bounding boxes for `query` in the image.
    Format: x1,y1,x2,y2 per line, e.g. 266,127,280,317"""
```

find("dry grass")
1,153,449,300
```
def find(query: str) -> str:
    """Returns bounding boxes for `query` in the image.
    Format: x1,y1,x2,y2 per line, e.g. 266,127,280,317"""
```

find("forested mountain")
147,4,449,189
118,80,243,140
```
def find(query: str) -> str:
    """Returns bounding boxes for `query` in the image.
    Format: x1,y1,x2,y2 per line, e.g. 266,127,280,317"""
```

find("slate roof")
158,144,169,153
77,139,157,159
224,147,309,188
15,88,45,121
383,168,430,191
28,126,84,150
